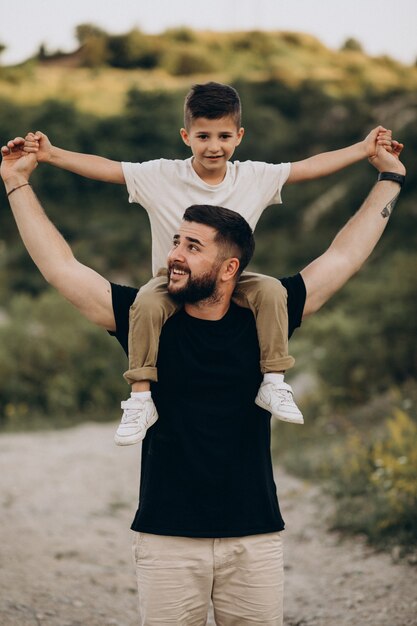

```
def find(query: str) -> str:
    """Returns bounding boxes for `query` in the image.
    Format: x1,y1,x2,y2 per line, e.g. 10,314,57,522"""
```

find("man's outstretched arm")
1,143,116,331
301,141,405,318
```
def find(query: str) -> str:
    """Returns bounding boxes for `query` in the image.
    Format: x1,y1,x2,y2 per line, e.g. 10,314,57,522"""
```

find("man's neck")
184,292,232,321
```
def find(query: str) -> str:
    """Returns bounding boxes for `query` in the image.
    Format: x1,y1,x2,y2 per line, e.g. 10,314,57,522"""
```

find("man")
1,138,405,625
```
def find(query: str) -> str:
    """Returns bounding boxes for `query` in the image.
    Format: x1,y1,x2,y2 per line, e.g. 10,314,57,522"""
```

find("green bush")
325,409,417,547
0,290,128,429
300,252,417,408
163,47,219,76
107,29,164,69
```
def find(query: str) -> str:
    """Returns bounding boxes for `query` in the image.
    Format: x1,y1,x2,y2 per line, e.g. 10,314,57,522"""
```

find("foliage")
272,382,417,549
2,26,417,112
0,290,127,429
163,46,219,76
107,29,164,70
325,409,417,547
341,38,364,53
75,23,108,46
298,252,417,408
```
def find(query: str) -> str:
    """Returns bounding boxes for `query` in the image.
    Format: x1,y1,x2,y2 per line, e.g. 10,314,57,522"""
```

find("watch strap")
377,172,405,187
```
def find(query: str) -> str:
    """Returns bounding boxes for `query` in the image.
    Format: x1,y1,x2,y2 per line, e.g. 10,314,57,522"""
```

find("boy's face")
180,116,244,183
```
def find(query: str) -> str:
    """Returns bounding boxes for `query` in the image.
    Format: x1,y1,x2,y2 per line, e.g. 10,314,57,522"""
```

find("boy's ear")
180,128,191,146
236,127,245,145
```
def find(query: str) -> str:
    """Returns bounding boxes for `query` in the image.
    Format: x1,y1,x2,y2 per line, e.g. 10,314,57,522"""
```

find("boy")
20,82,392,445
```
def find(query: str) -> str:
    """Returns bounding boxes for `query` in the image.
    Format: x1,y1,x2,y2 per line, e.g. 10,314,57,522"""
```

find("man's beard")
167,263,221,305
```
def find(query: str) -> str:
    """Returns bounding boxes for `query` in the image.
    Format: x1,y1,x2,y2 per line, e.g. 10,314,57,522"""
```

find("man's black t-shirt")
110,274,306,538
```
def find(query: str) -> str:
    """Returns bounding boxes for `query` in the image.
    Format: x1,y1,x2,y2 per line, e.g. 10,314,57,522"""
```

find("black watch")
377,172,405,187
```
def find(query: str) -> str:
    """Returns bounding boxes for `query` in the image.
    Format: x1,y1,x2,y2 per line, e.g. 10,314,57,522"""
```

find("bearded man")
1,136,405,625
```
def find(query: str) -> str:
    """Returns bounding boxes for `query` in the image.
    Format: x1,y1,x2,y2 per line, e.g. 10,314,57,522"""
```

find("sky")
1,0,417,66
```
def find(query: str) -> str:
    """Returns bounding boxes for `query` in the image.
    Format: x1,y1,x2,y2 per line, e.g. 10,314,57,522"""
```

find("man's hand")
368,140,405,175
362,126,394,159
1,139,38,188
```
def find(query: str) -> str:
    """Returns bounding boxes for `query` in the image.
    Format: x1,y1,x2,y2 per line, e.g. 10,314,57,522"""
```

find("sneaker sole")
114,433,145,446
255,397,304,425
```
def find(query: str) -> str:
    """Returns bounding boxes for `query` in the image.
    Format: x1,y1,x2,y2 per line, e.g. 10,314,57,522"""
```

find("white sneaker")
114,396,159,446
255,381,304,424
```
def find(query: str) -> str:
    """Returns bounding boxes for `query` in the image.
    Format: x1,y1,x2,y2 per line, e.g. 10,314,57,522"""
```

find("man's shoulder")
280,273,305,294
108,272,306,352
108,283,139,354
111,282,138,305
279,274,306,337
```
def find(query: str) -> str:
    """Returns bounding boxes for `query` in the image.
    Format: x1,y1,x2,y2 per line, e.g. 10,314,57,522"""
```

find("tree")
341,38,364,53
75,23,108,46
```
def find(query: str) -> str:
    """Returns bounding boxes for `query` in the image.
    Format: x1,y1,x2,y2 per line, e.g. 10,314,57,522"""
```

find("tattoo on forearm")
381,191,400,219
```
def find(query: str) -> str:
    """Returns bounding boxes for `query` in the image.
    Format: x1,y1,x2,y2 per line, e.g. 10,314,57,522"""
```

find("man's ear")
220,258,240,283
180,128,191,146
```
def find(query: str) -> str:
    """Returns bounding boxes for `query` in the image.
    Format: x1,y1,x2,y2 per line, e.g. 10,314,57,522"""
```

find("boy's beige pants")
132,531,284,625
124,271,295,385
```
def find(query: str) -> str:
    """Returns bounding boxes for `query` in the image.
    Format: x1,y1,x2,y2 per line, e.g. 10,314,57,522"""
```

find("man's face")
167,221,224,304
180,116,244,182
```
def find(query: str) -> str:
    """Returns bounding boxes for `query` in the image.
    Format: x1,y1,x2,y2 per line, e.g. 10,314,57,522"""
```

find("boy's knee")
249,276,287,306
130,288,177,323
258,275,285,293
133,288,159,311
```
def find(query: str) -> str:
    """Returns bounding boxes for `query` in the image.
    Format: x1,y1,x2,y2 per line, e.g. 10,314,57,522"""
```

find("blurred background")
1,0,416,552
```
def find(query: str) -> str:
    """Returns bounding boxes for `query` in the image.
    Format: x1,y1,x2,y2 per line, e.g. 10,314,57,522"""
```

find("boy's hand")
363,126,393,159
23,131,53,163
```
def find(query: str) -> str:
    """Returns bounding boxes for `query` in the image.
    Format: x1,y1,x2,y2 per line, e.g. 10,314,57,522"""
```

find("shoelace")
279,391,293,404
267,385,294,404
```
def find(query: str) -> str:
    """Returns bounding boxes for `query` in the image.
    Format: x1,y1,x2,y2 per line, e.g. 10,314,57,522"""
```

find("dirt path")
0,423,416,626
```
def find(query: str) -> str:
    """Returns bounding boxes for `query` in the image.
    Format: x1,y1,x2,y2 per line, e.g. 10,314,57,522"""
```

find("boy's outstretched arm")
301,141,405,318
287,126,392,184
1,141,116,330
7,132,125,184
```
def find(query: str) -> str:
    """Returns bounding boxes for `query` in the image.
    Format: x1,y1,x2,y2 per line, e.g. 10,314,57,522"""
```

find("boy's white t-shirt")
122,157,291,276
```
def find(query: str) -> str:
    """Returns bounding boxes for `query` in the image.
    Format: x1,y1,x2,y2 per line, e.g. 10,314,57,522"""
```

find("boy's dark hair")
183,205,254,275
184,82,242,130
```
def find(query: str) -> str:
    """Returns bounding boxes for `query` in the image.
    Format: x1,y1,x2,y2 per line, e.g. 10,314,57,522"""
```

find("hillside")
1,28,417,116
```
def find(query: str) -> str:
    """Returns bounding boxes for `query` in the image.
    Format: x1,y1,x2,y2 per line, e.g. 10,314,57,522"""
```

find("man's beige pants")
132,531,284,625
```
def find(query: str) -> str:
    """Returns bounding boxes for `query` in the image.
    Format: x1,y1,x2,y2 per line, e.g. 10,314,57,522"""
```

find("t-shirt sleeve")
108,283,138,355
279,273,306,338
121,160,162,207
252,161,291,206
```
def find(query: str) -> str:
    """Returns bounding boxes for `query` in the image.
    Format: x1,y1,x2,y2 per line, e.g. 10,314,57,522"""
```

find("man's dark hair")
183,205,254,275
184,82,242,130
